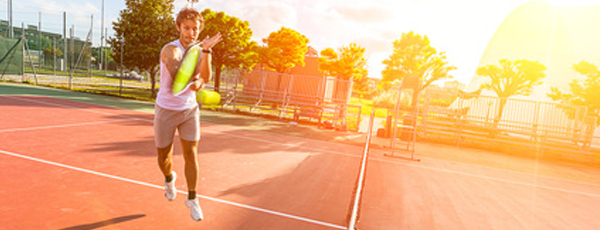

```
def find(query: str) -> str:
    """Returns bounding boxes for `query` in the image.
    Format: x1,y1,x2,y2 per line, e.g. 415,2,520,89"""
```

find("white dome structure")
466,1,600,101
450,1,600,149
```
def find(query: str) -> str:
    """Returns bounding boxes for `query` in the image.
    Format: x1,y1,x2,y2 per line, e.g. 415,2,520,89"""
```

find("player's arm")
190,33,223,91
199,50,212,83
188,50,209,91
160,44,183,80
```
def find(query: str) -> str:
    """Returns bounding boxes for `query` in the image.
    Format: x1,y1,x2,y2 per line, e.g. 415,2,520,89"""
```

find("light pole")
100,0,104,72
188,0,199,7
120,34,124,96
8,0,12,38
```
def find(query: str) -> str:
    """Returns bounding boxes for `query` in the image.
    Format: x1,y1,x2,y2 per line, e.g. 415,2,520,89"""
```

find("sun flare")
541,0,600,6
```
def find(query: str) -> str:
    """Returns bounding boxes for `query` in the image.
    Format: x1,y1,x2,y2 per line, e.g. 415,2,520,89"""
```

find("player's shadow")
200,108,359,144
217,153,357,229
88,126,319,157
104,113,155,125
58,214,146,230
85,137,157,157
86,105,355,157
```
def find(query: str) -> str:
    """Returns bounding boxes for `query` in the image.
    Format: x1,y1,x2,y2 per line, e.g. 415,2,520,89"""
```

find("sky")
3,0,600,84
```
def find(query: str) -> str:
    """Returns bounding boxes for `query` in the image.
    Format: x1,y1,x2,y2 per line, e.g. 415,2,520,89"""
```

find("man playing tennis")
154,7,222,221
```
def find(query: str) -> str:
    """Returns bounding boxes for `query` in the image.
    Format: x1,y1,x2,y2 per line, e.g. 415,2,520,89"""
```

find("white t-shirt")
155,40,200,111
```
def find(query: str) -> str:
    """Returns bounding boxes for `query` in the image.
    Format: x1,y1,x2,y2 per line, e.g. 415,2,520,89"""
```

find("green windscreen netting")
0,38,23,76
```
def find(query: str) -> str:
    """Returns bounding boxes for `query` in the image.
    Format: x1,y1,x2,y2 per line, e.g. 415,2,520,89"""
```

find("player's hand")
201,33,223,50
189,78,204,91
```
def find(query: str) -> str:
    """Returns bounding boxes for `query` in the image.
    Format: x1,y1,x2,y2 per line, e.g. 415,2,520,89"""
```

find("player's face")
177,19,201,47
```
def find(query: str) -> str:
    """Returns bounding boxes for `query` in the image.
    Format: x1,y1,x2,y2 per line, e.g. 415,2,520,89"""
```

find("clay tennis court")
1,84,600,229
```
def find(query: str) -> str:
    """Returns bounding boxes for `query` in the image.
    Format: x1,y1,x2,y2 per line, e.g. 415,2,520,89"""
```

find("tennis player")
154,7,222,221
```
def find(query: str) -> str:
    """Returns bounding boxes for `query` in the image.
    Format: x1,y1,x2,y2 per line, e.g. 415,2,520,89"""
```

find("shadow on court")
0,83,155,112
216,152,358,229
58,214,146,230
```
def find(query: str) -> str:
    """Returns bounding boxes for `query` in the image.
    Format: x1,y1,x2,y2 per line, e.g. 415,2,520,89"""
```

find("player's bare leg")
157,142,174,176
181,138,203,221
158,142,177,201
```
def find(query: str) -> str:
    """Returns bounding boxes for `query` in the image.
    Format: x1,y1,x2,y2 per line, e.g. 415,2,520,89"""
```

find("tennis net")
346,108,376,230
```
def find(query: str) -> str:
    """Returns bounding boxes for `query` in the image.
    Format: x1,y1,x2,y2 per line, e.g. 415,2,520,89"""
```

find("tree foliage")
259,27,309,73
477,59,547,98
43,44,63,57
29,36,52,52
108,0,178,98
200,9,258,91
548,60,600,125
381,31,455,105
90,47,113,68
318,43,369,91
476,59,547,125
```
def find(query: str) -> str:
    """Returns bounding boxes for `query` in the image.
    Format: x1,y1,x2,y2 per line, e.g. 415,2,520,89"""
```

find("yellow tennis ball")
197,89,220,105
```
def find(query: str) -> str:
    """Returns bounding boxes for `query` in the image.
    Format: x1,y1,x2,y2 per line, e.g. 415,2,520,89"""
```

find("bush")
373,90,397,108
352,90,375,100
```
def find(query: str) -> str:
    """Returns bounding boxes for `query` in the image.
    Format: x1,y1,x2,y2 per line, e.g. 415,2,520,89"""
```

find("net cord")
347,108,376,230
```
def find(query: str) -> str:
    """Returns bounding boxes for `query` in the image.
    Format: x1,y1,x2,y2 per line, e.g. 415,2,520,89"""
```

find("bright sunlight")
542,0,600,6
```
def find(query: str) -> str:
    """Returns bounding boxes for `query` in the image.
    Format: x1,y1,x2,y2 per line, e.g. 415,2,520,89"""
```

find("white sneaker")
164,171,177,201
185,198,204,221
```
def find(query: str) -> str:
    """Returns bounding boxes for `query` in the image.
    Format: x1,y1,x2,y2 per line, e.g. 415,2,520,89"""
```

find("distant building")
426,84,442,92
243,46,353,104
290,46,322,77
0,20,92,70
0,20,90,51
443,80,465,91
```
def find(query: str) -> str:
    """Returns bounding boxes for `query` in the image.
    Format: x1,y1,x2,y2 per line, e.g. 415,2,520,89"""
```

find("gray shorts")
154,105,200,148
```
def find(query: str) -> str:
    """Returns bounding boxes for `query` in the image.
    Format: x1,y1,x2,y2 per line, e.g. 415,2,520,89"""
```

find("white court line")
197,130,600,198
405,159,600,198
0,119,131,133
1,95,355,156
0,149,346,230
3,95,599,198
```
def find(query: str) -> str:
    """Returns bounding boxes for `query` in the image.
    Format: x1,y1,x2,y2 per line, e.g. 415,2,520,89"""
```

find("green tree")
43,45,63,57
90,47,115,69
24,35,52,51
318,43,369,92
381,31,456,107
91,47,116,71
91,47,102,69
259,27,309,73
548,60,600,125
200,9,258,92
43,43,63,70
476,59,547,125
108,0,178,98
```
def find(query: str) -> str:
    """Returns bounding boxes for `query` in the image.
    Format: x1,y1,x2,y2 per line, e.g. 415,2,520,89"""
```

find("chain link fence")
398,88,600,154
215,68,363,131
